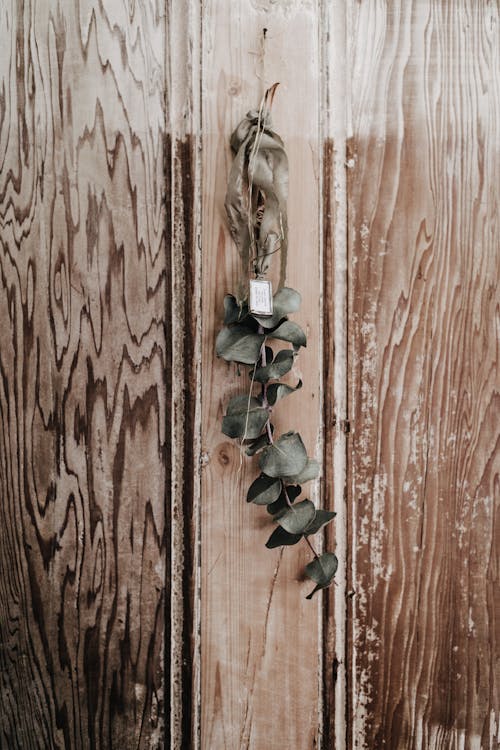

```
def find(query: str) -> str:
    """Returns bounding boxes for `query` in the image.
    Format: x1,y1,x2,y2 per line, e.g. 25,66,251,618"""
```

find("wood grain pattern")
347,2,500,748
321,2,349,747
0,2,167,747
200,2,324,748
166,3,203,747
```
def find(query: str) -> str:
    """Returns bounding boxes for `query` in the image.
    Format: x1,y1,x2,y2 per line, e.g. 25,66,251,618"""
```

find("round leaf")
267,380,302,406
216,326,264,364
265,526,302,549
222,395,268,439
223,295,249,325
270,320,306,348
304,509,336,536
245,431,273,456
278,499,316,534
222,409,268,439
305,552,338,599
259,432,308,478
247,474,282,505
267,484,301,516
284,458,320,484
252,287,302,328
226,395,261,414
273,287,301,314
253,349,295,383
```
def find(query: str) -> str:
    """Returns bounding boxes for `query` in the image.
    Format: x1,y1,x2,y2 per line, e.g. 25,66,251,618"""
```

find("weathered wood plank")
347,2,500,747
320,1,349,748
166,2,203,748
165,1,201,750
0,2,167,747
200,1,324,747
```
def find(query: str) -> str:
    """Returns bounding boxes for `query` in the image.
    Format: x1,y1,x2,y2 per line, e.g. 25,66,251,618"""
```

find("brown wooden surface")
166,3,203,747
199,2,326,748
1,2,499,748
347,2,500,748
0,2,167,748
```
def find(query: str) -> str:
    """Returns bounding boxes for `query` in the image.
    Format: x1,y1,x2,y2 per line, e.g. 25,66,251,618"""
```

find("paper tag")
249,279,273,316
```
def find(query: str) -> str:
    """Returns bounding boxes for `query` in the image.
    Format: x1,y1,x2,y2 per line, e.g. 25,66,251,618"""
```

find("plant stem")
265,421,274,444
283,485,294,508
258,327,274,444
258,324,320,564
283,484,320,559
304,535,320,560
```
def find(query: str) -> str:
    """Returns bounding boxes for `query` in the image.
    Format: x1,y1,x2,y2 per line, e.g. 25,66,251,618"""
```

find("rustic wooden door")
1,2,498,749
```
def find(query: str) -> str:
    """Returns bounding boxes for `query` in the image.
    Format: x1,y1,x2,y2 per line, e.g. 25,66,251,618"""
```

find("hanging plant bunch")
216,85,337,599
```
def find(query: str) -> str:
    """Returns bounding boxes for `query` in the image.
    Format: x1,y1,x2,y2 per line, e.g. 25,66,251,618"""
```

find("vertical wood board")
200,1,324,748
0,1,167,747
347,2,500,747
166,2,203,747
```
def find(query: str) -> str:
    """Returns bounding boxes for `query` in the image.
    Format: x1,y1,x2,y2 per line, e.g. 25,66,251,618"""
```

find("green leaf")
223,295,249,325
267,484,301,515
247,474,282,505
216,326,264,364
267,380,302,406
305,552,338,599
284,458,320,484
265,526,302,549
252,287,302,328
274,287,301,314
277,499,316,534
263,346,274,364
259,432,308,478
225,395,259,414
270,320,306,348
245,431,272,456
253,349,295,383
222,411,268,439
221,395,268,439
304,510,336,536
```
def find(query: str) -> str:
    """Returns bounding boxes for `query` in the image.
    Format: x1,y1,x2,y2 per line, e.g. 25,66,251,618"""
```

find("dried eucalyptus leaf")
222,409,268,440
304,510,336,536
284,458,320,484
222,395,268,439
305,552,338,599
229,113,258,153
225,96,288,285
259,431,308,478
253,349,295,383
252,287,301,329
249,133,288,278
270,321,306,348
245,431,273,456
267,380,302,406
267,484,301,516
224,295,249,325
251,312,287,330
216,326,264,364
247,474,282,505
274,287,301,314
264,346,274,363
225,133,253,284
278,499,316,535
265,526,302,549
226,395,261,414
252,287,301,328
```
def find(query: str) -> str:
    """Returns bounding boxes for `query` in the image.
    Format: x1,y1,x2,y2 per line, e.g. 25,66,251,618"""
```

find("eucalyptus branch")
216,88,338,598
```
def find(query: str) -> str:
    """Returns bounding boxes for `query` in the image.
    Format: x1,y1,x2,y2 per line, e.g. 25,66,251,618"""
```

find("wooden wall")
0,1,498,749
199,3,326,749
347,2,500,748
0,1,167,747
